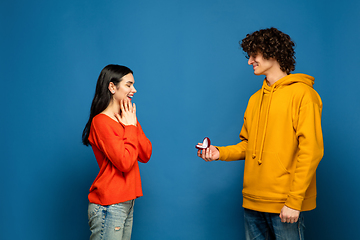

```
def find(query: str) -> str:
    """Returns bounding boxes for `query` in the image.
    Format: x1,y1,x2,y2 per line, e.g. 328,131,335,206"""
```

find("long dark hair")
82,64,133,146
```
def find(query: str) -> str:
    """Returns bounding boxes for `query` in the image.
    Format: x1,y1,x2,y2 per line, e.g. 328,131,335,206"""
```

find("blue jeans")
244,208,305,240
88,200,135,240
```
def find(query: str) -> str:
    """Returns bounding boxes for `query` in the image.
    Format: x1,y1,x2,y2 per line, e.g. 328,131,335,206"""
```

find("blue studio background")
1,0,359,239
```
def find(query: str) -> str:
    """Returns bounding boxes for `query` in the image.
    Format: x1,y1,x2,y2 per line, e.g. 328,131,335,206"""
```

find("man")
197,27,323,239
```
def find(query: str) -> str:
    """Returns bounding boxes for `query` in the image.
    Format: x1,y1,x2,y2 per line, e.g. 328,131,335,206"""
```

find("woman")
82,64,152,240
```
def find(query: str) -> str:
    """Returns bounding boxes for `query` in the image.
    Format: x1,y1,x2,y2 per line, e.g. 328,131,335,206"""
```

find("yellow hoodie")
217,73,324,213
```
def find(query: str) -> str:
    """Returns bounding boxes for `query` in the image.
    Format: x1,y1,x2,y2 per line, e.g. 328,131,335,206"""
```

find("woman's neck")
101,100,120,121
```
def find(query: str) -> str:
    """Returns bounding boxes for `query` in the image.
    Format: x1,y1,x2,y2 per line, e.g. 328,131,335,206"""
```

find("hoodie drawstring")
252,86,264,160
250,74,315,165
252,84,275,165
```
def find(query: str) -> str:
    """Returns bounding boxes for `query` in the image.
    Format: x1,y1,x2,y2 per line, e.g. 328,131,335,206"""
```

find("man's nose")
248,56,254,65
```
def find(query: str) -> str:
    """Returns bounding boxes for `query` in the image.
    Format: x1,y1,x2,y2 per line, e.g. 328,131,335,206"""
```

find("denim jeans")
88,200,135,240
244,208,305,240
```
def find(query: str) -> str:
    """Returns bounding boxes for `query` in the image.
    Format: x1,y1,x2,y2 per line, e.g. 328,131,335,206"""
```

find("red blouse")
88,114,152,205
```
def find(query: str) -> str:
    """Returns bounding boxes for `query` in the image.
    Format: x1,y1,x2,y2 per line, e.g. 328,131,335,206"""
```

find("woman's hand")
115,99,137,126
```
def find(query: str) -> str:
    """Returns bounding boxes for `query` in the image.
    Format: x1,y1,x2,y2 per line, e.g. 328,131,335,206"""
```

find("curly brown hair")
240,27,296,74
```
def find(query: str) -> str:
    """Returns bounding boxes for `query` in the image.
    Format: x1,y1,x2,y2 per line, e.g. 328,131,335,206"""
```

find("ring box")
195,137,211,150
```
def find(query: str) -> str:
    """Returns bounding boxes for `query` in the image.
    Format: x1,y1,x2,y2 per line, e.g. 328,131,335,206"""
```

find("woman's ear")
108,82,116,94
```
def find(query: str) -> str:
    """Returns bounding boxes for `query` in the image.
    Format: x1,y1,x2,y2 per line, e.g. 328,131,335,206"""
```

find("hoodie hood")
263,73,315,93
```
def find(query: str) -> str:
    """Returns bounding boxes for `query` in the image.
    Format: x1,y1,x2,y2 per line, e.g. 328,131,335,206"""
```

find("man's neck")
265,71,288,86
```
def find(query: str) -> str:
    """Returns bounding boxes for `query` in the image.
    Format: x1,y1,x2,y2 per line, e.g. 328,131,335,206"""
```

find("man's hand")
197,145,219,162
279,205,300,223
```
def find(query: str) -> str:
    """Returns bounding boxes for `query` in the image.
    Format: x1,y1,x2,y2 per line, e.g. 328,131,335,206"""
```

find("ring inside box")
196,137,211,150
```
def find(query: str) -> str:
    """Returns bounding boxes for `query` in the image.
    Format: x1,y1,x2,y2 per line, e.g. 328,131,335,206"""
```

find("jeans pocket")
299,214,306,229
88,203,101,220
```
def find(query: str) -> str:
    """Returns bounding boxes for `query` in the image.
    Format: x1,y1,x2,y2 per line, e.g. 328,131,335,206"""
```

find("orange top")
217,74,323,213
88,114,152,205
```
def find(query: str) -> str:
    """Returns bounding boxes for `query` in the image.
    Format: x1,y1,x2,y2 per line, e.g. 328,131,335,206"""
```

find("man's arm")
285,101,324,210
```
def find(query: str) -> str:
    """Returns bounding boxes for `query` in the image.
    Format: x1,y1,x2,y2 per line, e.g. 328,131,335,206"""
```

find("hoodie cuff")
215,146,225,161
285,195,303,211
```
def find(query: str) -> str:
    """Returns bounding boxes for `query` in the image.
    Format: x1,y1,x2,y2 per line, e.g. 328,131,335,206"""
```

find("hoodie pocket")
243,150,291,200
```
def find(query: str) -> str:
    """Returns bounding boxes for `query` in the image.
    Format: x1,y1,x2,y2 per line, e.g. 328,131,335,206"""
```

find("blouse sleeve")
90,117,140,172
136,122,152,163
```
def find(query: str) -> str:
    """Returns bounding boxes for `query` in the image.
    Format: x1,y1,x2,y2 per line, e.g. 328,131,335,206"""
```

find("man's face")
248,53,279,76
